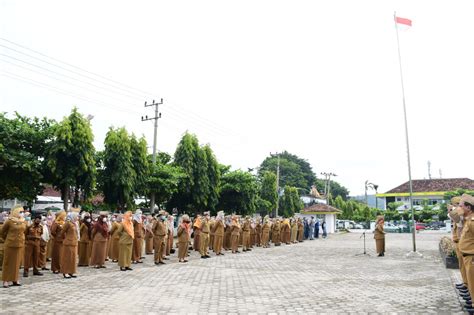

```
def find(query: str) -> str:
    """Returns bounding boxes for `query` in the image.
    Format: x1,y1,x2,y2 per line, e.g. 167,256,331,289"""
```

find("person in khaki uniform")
242,216,251,252
144,215,154,255
109,215,121,262
166,215,175,256
193,215,202,252
200,212,211,259
209,217,216,251
60,212,79,279
224,216,232,251
90,213,109,269
231,216,241,254
0,212,8,271
50,210,66,274
255,218,262,247
39,216,50,271
448,196,468,290
374,216,385,257
290,218,298,244
2,206,27,288
177,215,191,263
297,218,304,242
213,211,225,255
458,194,474,308
23,215,43,277
272,219,281,246
261,216,271,248
78,213,93,267
153,211,167,265
132,210,144,264
118,211,134,271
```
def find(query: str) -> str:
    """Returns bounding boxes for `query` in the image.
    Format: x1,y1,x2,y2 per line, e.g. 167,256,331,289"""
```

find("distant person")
118,211,134,271
458,194,474,309
303,218,309,240
60,211,79,279
322,220,327,238
297,218,304,242
23,214,43,277
309,217,315,240
374,216,385,257
177,215,191,263
315,219,320,239
448,196,468,291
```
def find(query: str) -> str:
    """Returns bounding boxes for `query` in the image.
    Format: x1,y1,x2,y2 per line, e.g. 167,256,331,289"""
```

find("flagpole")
394,11,417,254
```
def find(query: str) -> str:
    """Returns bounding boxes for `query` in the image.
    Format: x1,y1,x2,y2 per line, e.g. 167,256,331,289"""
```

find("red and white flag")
395,16,412,30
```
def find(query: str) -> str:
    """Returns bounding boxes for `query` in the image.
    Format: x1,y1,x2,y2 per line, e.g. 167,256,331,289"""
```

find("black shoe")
463,296,472,301
466,300,473,306
159,261,165,265
460,289,470,294
68,274,77,278
125,267,133,271
99,266,106,268
205,255,211,258
461,293,471,298
41,267,49,271
11,282,21,286
457,284,467,289
33,272,43,276
163,257,169,260
247,249,251,251
120,267,126,271
63,274,71,279
23,272,28,278
154,262,161,265
201,256,206,259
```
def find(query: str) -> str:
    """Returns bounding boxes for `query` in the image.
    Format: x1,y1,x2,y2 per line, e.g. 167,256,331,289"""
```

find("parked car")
384,222,400,232
416,223,427,230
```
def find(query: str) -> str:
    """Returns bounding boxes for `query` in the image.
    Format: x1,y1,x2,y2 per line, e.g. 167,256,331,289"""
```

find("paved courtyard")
0,231,466,314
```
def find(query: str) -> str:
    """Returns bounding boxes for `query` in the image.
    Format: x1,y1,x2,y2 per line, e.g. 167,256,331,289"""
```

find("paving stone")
0,232,465,313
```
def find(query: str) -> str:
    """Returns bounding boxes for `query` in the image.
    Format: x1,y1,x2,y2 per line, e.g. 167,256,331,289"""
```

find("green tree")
102,127,134,210
259,151,316,190
147,162,186,209
203,144,220,212
218,170,258,215
47,108,96,209
0,113,56,205
258,171,278,215
170,132,219,214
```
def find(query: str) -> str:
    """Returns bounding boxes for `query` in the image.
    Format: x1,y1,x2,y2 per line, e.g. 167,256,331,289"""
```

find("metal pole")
394,12,416,252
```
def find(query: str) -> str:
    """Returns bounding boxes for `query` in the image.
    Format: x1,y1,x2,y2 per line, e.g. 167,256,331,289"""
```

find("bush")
439,236,456,257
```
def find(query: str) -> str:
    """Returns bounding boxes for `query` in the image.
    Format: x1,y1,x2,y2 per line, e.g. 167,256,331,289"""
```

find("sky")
1,0,473,196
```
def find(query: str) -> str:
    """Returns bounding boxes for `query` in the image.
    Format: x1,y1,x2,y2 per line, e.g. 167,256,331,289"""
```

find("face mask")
102,218,107,223
456,207,464,216
19,212,25,218
112,218,116,222
86,218,91,223
161,216,166,221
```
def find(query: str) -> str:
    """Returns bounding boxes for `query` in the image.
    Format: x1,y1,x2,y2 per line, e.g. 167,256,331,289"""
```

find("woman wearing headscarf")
46,212,54,261
290,218,298,244
50,210,66,274
144,215,154,255
60,211,79,278
118,211,134,271
374,216,386,257
109,215,120,262
212,211,225,256
166,215,175,256
231,215,241,254
261,216,271,248
132,210,144,264
177,215,191,263
1,206,27,288
39,215,50,270
255,217,262,247
78,212,93,266
90,213,109,268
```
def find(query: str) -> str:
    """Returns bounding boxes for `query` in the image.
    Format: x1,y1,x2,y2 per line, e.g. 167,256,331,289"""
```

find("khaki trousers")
455,242,468,285
153,235,165,263
200,233,209,256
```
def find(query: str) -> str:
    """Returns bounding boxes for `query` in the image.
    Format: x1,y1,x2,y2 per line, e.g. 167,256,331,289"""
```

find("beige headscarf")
9,205,25,223
122,211,134,239
55,210,66,225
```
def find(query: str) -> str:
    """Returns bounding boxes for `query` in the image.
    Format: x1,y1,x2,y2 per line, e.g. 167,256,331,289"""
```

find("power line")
0,37,238,136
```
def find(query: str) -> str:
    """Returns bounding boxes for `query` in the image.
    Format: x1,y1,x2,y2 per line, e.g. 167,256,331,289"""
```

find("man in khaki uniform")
23,215,43,277
448,196,468,290
200,212,211,259
458,194,474,310
213,211,225,255
152,211,167,265
242,216,251,252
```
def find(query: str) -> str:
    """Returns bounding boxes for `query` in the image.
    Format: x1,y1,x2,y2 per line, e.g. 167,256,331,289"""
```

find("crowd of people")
0,205,325,288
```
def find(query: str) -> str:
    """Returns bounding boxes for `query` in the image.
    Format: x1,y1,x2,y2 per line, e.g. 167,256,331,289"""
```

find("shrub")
439,236,456,257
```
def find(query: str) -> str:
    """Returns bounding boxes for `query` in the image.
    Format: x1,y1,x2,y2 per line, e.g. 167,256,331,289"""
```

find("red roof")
41,186,62,197
301,203,342,214
384,178,474,194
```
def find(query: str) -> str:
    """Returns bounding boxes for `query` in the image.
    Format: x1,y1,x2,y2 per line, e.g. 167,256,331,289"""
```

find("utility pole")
321,172,337,205
141,98,163,214
427,161,431,179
